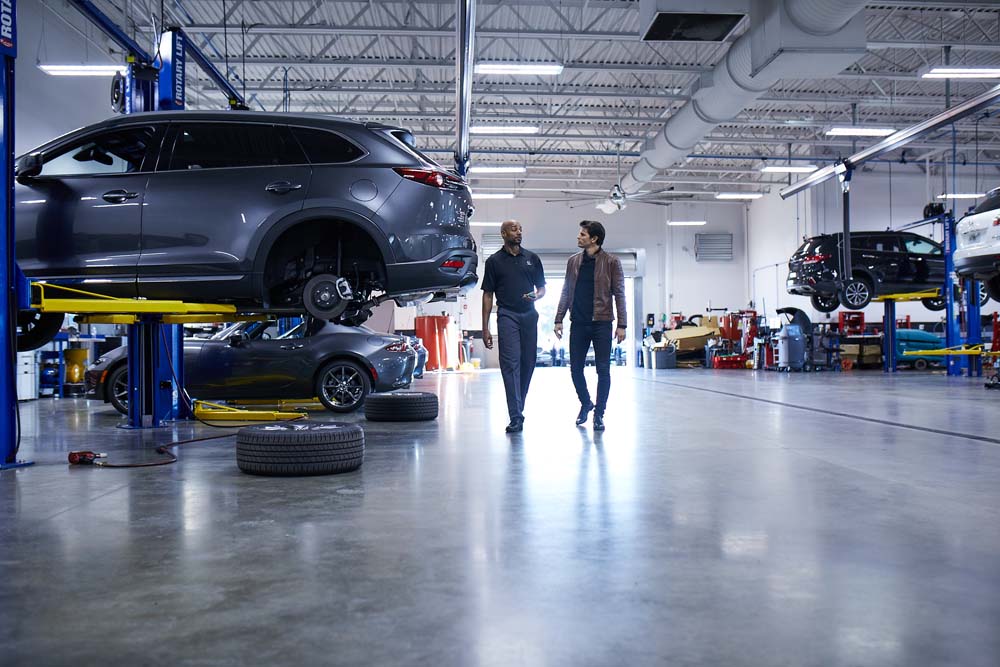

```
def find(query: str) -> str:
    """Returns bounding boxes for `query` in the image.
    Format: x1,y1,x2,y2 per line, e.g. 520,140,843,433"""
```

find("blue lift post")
1,0,31,469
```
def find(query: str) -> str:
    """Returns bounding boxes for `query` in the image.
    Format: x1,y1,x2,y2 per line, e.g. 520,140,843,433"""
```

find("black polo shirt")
482,247,546,313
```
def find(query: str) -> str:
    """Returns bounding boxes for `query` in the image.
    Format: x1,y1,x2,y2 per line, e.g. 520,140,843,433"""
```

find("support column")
0,11,32,468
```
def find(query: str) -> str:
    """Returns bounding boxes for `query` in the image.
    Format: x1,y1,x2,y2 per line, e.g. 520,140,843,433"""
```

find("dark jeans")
497,308,538,421
570,321,613,415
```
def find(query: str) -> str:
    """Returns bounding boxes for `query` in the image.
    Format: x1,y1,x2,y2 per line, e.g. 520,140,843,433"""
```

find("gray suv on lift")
14,111,478,349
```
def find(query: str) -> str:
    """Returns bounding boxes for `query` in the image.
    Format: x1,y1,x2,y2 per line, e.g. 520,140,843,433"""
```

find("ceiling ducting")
621,0,868,195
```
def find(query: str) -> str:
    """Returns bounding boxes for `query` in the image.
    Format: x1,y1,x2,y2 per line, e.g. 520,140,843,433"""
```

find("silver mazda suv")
14,111,477,349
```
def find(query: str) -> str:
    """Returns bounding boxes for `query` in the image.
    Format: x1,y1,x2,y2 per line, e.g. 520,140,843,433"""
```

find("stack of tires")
236,422,365,476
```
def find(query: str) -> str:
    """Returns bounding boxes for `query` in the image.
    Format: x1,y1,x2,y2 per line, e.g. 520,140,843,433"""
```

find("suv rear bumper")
385,248,479,295
786,278,838,296
955,252,1000,279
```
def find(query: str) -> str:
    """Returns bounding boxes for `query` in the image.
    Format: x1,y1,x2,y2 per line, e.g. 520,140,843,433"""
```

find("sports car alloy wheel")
316,360,371,412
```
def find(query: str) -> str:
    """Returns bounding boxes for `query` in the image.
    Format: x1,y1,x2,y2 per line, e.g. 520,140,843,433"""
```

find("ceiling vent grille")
695,233,733,261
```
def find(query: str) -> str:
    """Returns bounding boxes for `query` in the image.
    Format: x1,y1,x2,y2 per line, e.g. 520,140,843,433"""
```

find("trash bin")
415,315,454,371
643,346,676,369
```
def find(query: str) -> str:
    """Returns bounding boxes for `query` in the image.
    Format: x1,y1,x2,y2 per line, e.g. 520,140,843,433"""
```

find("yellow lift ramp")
29,282,306,427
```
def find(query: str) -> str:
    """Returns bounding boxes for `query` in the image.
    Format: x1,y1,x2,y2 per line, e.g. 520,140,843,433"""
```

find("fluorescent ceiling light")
667,220,707,226
38,64,127,76
760,164,818,174
921,67,1000,79
825,126,896,137
715,193,763,200
937,193,984,200
469,222,503,227
474,62,564,76
470,125,540,135
468,166,527,174
472,193,515,200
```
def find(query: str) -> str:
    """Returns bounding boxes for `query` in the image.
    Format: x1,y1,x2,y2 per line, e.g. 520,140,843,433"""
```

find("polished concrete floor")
2,368,1000,666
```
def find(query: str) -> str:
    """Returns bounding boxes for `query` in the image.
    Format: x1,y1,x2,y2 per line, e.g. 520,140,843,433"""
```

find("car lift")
37,2,284,429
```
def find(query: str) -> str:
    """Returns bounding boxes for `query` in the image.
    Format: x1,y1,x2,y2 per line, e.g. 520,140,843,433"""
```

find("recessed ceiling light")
920,67,1000,79
825,126,897,137
715,193,763,200
38,64,127,76
472,193,516,200
667,220,707,226
468,166,527,174
470,126,540,135
474,62,564,76
937,193,984,200
760,165,818,174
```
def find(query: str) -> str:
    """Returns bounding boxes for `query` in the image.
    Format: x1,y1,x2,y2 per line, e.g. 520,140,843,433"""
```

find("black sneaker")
575,403,594,426
593,413,605,431
505,418,524,433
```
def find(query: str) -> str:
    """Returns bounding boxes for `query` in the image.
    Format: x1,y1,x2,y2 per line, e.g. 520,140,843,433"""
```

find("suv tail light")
384,341,410,352
802,253,831,264
440,259,465,269
394,167,464,189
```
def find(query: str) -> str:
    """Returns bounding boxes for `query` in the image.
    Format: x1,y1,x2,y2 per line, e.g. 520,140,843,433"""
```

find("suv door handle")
279,343,304,350
265,181,303,195
102,189,139,203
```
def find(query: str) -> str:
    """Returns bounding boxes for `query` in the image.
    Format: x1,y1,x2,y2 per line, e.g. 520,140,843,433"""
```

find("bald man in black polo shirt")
481,220,546,433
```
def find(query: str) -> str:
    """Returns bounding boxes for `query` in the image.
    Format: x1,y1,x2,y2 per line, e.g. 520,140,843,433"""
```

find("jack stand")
1,6,32,470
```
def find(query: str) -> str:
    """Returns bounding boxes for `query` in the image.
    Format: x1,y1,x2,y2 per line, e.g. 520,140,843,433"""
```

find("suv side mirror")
229,333,247,348
15,154,42,184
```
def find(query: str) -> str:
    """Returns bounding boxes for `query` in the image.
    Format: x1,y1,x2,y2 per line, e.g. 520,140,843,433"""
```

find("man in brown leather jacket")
554,221,627,431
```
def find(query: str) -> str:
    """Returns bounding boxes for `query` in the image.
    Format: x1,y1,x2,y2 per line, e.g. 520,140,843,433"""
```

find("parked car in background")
15,111,478,351
403,335,427,378
85,318,416,414
786,230,989,311
955,187,1000,300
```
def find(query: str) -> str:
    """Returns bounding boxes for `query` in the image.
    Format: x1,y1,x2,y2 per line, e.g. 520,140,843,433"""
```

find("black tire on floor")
236,422,364,476
107,364,129,415
16,311,64,352
364,391,439,422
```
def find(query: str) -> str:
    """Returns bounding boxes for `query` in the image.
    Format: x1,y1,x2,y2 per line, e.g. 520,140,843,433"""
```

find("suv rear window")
165,123,305,170
794,238,831,256
290,127,364,164
973,191,1000,215
387,129,445,169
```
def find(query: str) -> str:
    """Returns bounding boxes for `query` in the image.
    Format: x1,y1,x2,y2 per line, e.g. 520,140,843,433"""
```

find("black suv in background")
14,111,477,349
786,231,984,311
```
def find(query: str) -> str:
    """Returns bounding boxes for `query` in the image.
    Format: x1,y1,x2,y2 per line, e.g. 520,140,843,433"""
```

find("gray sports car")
85,319,416,414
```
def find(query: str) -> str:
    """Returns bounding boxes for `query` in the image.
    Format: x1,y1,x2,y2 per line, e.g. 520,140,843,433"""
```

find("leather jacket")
555,249,627,327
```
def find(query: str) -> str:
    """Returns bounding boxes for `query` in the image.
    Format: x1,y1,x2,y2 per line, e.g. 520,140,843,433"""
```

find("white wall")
747,164,983,325
15,0,118,154
452,197,748,333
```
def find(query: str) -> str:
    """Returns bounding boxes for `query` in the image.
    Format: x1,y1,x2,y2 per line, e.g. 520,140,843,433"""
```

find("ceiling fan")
544,146,693,213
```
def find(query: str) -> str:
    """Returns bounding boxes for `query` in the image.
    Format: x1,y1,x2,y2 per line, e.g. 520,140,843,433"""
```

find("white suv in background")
955,187,1000,300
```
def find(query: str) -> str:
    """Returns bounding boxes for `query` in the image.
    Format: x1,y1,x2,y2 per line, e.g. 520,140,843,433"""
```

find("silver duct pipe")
454,0,476,177
620,0,868,193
